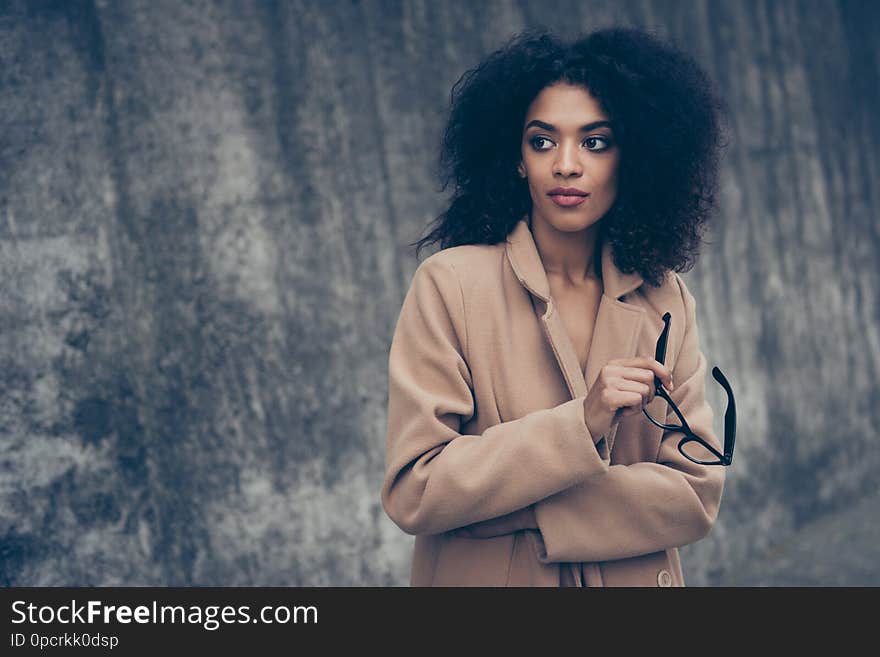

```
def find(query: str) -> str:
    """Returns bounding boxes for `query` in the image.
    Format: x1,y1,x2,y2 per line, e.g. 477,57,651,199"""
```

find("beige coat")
381,216,726,586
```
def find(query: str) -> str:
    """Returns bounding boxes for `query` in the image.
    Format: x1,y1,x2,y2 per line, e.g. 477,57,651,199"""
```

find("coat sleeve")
531,274,727,562
381,255,611,537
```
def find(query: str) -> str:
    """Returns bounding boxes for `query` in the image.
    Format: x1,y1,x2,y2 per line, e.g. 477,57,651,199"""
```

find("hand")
583,356,674,442
451,505,538,539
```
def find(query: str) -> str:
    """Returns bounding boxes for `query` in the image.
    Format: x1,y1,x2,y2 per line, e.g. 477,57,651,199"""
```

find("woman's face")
518,82,620,233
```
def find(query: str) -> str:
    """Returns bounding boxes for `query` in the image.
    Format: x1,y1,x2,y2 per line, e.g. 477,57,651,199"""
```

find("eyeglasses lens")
680,438,721,464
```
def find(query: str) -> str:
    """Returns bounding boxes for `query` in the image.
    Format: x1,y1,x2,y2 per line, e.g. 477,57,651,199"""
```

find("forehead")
523,83,609,126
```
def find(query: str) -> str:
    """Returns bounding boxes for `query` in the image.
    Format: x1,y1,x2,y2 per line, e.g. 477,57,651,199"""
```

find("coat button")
657,569,672,587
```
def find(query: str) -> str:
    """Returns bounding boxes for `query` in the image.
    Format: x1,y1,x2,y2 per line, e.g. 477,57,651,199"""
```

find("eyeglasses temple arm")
654,312,671,393
712,366,737,460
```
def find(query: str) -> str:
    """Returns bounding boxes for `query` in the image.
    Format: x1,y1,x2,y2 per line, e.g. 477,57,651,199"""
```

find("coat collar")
505,215,648,457
505,216,644,302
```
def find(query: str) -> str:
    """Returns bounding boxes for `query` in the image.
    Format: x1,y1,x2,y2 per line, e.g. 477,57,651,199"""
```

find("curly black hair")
410,26,730,288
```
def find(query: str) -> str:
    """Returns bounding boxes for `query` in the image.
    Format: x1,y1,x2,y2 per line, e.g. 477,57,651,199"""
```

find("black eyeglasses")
642,312,736,466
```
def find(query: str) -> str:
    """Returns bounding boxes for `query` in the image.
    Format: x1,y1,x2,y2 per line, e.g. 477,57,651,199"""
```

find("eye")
529,135,613,152
529,135,553,151
584,135,613,152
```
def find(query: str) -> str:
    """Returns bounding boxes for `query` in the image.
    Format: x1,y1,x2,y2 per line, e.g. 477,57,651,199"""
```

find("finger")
611,366,658,387
615,379,652,403
615,357,673,389
610,390,644,414
607,377,653,405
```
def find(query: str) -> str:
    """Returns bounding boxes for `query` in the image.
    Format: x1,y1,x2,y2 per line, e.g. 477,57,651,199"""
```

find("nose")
553,141,583,177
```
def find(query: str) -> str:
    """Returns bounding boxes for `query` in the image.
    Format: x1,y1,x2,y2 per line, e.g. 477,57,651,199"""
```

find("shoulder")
413,242,506,292
631,269,697,316
402,243,502,318
394,245,506,361
629,270,702,365
419,242,504,272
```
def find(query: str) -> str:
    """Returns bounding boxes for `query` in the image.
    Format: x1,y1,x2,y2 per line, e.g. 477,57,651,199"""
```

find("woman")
380,27,729,587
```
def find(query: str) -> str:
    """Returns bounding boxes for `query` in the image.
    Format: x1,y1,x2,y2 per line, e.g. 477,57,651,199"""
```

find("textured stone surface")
0,0,877,586
723,486,880,586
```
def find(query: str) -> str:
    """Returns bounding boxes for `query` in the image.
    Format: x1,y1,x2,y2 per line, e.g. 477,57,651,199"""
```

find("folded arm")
531,276,727,562
380,256,610,537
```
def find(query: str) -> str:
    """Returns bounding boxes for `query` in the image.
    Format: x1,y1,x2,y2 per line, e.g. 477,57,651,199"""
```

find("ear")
517,162,526,178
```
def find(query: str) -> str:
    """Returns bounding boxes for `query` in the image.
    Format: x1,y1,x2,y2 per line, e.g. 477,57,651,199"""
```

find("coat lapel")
505,217,647,454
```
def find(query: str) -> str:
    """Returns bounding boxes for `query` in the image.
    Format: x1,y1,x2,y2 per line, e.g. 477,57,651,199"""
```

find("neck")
529,210,601,287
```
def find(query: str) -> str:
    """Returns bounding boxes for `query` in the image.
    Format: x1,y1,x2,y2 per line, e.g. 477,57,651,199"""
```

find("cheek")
593,160,620,194
521,157,545,193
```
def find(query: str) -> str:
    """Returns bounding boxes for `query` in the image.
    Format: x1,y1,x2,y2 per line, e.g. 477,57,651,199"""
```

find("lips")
548,187,589,196
548,188,590,208
550,194,588,208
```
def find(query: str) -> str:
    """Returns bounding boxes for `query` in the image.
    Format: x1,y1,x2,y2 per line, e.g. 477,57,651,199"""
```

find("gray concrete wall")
1,0,877,586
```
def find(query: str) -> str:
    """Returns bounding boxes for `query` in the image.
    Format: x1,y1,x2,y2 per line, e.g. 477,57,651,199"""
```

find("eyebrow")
524,119,613,132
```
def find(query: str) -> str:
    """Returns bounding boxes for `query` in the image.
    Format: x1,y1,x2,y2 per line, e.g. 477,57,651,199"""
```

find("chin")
548,212,602,232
